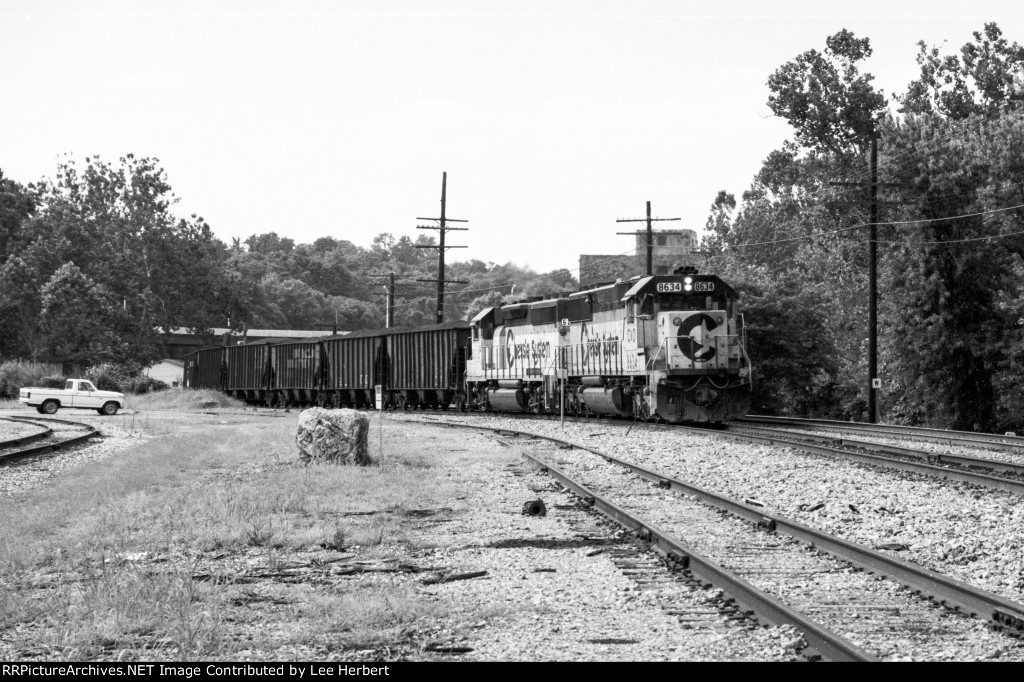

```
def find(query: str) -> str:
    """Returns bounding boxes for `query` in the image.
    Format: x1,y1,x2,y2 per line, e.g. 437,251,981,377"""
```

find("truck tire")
99,402,119,416
41,400,59,415
36,405,46,414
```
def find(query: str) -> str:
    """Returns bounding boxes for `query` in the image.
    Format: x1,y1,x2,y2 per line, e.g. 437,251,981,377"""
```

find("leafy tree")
879,112,1024,431
245,232,295,255
708,259,839,415
767,29,888,157
38,263,125,365
0,169,34,264
463,291,507,320
898,22,1024,119
0,256,45,359
26,155,234,361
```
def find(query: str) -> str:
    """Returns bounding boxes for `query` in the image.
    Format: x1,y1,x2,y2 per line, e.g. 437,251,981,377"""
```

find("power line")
727,203,1024,249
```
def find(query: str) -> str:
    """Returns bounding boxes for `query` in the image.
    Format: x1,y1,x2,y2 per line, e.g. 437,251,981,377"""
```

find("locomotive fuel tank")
487,387,529,412
579,385,632,417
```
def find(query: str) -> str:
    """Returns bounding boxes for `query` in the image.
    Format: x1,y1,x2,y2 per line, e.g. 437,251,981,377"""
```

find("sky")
3,0,1024,276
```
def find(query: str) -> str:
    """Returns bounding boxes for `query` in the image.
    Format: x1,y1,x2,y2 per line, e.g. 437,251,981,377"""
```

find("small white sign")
375,385,383,410
871,378,881,389
557,368,567,380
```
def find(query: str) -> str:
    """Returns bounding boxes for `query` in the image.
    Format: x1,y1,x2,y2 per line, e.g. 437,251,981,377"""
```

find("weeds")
0,412,461,660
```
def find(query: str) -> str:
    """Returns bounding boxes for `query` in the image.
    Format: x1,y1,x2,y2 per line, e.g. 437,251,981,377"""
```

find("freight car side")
319,330,388,408
225,340,274,404
268,339,321,407
386,321,470,410
185,346,226,391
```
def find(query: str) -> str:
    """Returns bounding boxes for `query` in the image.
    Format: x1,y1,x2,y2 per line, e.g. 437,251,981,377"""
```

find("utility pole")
616,201,681,276
369,272,397,328
868,137,879,425
415,172,469,323
828,137,912,424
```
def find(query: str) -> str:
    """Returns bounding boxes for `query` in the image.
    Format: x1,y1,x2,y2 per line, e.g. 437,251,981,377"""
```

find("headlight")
684,276,693,284
684,284,692,291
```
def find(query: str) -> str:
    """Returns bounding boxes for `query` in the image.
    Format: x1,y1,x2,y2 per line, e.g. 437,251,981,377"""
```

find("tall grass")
0,411,464,659
0,359,61,399
124,388,245,411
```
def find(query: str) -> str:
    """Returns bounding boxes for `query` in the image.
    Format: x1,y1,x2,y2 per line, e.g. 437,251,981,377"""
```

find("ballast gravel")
0,409,151,497
526,434,1024,661
394,414,1024,614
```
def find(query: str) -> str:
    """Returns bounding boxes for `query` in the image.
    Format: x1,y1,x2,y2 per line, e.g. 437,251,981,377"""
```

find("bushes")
85,362,134,392
0,360,62,398
85,362,170,394
0,360,171,396
121,375,169,395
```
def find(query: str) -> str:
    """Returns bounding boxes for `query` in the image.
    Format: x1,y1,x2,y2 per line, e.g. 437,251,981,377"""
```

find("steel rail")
0,417,53,449
419,417,1024,639
429,420,874,660
577,440,1024,636
728,424,1024,478
690,424,1024,498
520,453,874,662
0,416,100,464
738,415,1024,451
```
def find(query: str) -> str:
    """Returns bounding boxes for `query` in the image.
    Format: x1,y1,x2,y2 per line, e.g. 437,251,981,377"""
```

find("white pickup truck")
19,379,125,416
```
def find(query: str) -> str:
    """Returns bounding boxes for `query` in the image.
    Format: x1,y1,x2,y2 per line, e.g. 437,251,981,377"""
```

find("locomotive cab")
621,272,750,422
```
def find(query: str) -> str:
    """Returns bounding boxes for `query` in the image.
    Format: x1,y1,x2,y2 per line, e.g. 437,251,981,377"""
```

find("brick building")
579,229,702,288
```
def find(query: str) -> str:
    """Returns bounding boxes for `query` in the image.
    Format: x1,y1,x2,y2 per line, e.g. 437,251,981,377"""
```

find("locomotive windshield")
657,292,731,311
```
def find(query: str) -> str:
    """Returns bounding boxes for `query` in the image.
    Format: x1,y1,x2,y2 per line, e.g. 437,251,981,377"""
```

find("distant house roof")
163,327,340,338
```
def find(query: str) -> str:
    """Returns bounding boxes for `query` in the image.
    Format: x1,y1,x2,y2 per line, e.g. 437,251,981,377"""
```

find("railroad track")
475,411,1024,497
418,418,1024,661
0,416,100,465
738,415,1024,452
712,422,1024,498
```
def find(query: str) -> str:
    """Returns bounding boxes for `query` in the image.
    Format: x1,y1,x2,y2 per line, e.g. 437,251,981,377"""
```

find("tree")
879,112,1024,431
0,169,34,264
38,263,126,365
899,23,1024,119
767,29,888,158
21,155,234,364
701,190,736,255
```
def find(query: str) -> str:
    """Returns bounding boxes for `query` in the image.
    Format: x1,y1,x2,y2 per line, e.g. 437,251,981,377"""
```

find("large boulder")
296,408,371,465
